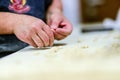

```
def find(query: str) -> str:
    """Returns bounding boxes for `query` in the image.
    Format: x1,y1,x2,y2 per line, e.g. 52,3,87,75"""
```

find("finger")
31,34,44,48
32,22,50,47
52,30,66,40
60,19,73,30
21,33,37,47
56,21,73,36
25,37,37,47
56,28,72,36
37,30,50,47
42,25,54,46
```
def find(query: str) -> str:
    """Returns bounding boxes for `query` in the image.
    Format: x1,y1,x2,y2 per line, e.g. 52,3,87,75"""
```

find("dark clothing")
0,0,52,56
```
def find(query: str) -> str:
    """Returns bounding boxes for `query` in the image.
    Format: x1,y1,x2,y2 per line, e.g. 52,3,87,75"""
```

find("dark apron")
0,0,52,57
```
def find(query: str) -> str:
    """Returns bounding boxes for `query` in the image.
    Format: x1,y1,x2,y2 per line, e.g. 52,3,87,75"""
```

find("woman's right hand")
13,14,54,48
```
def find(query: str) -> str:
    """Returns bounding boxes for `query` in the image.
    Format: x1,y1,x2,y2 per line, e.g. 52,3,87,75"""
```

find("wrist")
7,13,22,34
0,12,19,34
47,8,62,15
47,6,64,19
47,0,63,16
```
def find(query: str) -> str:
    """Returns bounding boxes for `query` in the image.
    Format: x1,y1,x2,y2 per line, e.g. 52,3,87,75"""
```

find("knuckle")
31,21,43,30
42,24,48,29
31,25,38,31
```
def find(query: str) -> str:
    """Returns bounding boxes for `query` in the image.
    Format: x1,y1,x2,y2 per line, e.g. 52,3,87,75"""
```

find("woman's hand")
13,14,54,47
47,11,73,40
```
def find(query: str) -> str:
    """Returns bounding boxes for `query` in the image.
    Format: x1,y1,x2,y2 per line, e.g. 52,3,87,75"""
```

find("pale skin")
0,0,73,48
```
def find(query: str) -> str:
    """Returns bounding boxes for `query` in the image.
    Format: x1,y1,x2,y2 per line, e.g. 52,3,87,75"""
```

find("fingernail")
51,29,54,31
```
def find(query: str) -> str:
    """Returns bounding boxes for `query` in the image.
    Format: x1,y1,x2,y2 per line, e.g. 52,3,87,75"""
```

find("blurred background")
62,0,120,29
62,0,80,26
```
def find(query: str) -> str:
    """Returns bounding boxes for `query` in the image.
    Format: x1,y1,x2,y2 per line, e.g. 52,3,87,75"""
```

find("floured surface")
0,30,120,80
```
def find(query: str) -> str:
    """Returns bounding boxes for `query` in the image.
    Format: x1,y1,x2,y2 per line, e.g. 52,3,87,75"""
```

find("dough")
0,31,120,80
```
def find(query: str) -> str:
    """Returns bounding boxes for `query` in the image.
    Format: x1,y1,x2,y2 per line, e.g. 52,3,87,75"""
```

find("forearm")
47,0,63,14
0,12,18,34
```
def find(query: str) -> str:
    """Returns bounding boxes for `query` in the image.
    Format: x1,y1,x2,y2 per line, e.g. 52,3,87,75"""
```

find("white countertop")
0,25,120,80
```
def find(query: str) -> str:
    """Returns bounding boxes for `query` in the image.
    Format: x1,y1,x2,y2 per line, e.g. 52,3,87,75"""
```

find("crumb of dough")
112,42,120,48
114,35,120,40
77,39,82,43
81,45,89,49
50,46,63,53
45,46,63,58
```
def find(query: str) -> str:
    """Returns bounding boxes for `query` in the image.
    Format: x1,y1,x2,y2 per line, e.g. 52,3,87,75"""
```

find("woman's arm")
47,0,63,14
0,12,17,34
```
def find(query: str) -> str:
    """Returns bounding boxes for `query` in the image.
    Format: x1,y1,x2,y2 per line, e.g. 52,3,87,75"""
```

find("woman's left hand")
47,11,73,40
